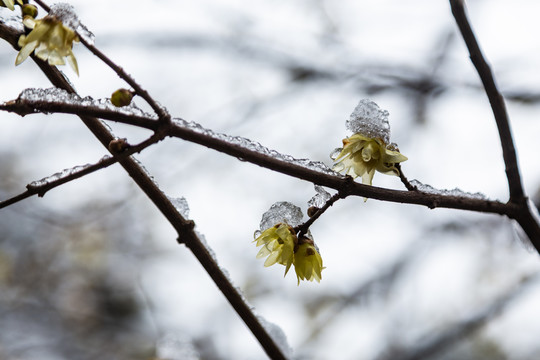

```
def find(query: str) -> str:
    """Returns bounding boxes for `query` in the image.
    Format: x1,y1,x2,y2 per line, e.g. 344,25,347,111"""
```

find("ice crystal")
0,9,24,32
49,3,95,44
27,163,93,189
257,315,293,358
346,99,391,144
168,196,189,218
20,87,80,105
308,185,331,208
259,201,304,231
410,179,487,200
172,118,341,177
16,88,157,119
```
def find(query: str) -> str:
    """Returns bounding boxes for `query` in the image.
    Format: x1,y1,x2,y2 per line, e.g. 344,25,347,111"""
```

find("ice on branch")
308,185,331,209
12,87,157,119
172,118,340,177
332,99,407,186
0,9,24,31
409,179,487,200
26,159,108,191
168,196,190,218
257,315,294,358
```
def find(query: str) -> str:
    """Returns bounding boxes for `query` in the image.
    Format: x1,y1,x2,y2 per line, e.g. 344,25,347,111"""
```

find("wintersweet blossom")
16,15,79,75
1,0,14,11
254,223,296,276
293,241,323,285
254,223,324,284
332,133,407,186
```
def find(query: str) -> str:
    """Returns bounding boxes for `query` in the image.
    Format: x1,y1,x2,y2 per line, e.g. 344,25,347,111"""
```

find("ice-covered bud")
1,0,15,11
110,88,134,107
22,4,38,18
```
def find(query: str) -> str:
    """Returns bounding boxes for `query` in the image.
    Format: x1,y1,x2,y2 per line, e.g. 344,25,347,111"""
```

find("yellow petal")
15,41,38,65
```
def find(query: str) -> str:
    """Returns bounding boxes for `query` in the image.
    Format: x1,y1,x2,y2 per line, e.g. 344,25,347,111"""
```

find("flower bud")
110,88,134,107
22,4,38,18
108,138,130,153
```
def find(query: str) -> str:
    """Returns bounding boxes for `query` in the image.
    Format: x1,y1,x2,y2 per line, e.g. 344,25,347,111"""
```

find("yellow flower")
1,0,14,10
332,133,407,186
16,16,79,75
254,224,325,284
293,241,323,285
254,223,296,276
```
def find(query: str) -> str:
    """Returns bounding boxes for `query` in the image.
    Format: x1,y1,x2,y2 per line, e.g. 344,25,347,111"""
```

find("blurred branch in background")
377,272,540,360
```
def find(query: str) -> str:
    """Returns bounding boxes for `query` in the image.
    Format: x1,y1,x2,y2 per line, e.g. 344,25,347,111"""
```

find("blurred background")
1,0,540,359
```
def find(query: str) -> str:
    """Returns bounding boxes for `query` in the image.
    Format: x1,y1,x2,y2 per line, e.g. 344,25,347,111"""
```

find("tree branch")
0,19,288,360
0,133,163,209
449,0,524,201
0,97,520,215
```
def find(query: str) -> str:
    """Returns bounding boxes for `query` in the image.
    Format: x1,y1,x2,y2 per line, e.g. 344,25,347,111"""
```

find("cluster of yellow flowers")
8,2,80,75
254,223,323,285
332,133,407,186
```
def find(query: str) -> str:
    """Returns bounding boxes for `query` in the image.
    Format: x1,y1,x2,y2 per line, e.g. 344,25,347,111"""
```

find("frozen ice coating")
155,334,200,360
346,99,391,144
0,9,24,32
410,179,488,200
172,118,342,177
27,163,93,189
308,185,331,208
168,196,190,218
49,3,95,44
15,88,157,119
257,315,293,358
259,201,304,230
20,87,80,104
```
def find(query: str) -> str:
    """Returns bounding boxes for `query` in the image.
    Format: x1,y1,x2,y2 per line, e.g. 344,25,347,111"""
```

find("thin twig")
396,163,416,191
449,0,524,201
0,132,164,209
33,0,170,122
295,191,345,237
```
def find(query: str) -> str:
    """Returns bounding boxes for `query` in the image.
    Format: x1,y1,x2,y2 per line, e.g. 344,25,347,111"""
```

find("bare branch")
0,133,163,209
449,0,524,201
294,190,345,237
